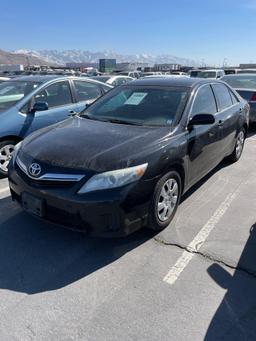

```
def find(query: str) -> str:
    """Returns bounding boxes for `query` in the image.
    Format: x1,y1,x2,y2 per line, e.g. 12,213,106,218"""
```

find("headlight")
77,163,148,194
11,141,22,166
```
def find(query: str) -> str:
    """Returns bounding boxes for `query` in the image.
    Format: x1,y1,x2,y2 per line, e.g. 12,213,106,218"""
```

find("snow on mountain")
13,49,197,66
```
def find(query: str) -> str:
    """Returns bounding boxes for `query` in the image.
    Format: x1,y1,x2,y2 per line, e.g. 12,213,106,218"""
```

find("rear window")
212,84,233,110
192,85,217,116
74,81,102,102
199,71,217,78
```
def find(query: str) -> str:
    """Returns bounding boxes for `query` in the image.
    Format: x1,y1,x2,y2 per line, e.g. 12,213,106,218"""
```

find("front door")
22,80,77,137
187,84,222,185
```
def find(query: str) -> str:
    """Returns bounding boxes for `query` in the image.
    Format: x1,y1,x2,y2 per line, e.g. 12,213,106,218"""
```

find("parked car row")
89,75,134,86
6,77,249,237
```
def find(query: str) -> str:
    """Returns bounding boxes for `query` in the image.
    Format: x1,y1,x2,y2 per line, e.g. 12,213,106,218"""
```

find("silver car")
221,74,256,123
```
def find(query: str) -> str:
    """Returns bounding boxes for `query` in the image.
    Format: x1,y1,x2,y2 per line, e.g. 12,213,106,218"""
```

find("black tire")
147,170,182,231
227,128,245,163
0,140,16,178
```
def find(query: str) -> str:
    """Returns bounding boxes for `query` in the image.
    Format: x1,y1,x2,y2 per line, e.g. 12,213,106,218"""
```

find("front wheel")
147,171,182,231
227,129,245,163
0,140,16,178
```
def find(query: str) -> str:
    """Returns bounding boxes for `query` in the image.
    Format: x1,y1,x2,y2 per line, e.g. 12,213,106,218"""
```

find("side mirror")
31,101,48,113
188,113,215,128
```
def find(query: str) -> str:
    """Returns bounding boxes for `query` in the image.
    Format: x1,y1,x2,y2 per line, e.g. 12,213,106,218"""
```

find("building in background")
115,62,149,72
240,64,256,69
66,62,99,69
154,63,181,72
0,64,24,72
99,59,116,73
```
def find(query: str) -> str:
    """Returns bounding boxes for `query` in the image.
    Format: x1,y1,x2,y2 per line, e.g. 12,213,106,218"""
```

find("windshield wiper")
108,119,143,126
81,114,108,122
81,114,143,126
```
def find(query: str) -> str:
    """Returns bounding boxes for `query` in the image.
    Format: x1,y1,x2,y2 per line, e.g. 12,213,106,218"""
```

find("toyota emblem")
28,163,42,177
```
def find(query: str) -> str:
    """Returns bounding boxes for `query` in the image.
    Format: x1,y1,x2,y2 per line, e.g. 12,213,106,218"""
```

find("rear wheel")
0,140,16,178
148,171,182,231
228,129,245,163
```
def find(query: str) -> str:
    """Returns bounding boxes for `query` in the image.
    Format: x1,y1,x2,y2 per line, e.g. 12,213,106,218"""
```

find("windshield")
0,80,41,111
81,85,189,127
190,71,201,77
222,75,256,89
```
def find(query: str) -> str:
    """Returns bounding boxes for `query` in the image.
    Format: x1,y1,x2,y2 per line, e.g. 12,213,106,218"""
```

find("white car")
171,71,188,76
143,74,189,79
190,69,225,79
90,75,133,87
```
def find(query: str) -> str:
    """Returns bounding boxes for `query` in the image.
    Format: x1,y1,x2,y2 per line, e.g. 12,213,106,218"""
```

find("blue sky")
1,0,256,65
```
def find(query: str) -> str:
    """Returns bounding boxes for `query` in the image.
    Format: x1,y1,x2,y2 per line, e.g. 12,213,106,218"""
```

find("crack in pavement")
154,236,256,280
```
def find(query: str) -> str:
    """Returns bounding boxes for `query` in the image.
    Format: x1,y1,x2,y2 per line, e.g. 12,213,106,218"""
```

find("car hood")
21,117,172,172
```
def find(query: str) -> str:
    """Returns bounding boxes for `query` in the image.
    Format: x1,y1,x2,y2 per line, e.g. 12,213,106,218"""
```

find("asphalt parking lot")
0,132,256,341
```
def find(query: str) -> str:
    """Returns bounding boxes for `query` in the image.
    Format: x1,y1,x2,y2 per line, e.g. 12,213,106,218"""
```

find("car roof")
7,75,97,82
5,75,113,87
129,77,217,88
8,75,64,82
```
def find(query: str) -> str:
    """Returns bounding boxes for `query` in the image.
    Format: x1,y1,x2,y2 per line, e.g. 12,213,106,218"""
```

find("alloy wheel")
0,144,15,173
157,178,179,222
235,131,245,159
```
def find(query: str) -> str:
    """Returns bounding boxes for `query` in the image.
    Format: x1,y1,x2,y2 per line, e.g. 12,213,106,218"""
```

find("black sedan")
8,77,249,237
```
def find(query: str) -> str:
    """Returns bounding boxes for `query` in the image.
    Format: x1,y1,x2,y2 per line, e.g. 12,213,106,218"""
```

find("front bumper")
8,162,155,237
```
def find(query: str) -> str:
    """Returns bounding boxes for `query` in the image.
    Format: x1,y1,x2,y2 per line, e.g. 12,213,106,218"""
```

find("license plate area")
22,192,45,217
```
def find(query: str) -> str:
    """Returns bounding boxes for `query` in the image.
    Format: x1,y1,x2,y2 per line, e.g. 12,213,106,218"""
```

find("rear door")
211,83,239,156
22,80,77,137
72,80,103,112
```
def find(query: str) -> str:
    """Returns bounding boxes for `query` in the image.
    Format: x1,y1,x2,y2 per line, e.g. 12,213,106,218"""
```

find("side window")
212,84,233,110
229,90,239,104
191,85,217,116
34,81,72,109
73,81,102,102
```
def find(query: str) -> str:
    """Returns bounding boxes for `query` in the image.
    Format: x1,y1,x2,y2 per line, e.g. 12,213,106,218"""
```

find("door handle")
218,120,223,127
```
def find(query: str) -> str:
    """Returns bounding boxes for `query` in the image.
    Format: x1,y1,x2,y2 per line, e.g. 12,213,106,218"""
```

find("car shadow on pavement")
205,223,256,340
0,196,156,295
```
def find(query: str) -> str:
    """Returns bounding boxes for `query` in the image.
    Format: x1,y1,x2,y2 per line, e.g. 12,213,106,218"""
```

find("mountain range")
0,49,48,65
13,49,198,66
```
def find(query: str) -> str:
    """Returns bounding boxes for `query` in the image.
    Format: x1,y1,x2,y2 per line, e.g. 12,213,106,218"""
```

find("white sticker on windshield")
124,92,147,105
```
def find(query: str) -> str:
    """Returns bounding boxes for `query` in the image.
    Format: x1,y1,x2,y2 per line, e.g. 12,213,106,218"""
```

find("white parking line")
0,187,10,195
163,187,240,285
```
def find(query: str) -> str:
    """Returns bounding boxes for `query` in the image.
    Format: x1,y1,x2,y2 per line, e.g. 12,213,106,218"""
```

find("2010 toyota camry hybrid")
8,77,249,237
